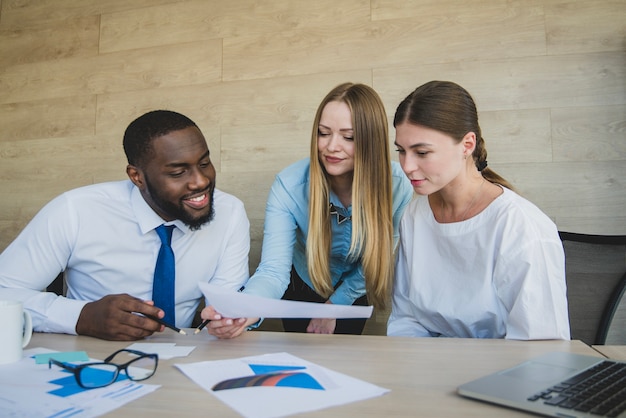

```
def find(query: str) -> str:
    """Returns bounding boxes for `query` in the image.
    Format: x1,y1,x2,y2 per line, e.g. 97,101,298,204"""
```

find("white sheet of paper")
175,352,389,418
125,343,196,360
199,282,373,319
0,347,159,418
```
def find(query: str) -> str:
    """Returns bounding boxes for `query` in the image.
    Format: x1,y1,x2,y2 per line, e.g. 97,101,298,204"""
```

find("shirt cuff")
246,318,263,331
44,297,89,335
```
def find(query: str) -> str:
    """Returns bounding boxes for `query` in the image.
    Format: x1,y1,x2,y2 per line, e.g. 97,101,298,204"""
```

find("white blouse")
388,187,570,340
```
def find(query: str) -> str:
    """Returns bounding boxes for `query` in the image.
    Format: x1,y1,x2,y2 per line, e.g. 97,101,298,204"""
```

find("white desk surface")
592,345,626,361
28,330,599,417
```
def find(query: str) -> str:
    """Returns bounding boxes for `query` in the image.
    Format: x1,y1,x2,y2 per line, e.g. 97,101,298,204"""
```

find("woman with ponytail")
203,82,413,338
388,80,570,340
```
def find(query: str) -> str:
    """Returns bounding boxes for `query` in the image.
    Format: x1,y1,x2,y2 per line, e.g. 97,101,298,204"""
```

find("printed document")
199,282,373,319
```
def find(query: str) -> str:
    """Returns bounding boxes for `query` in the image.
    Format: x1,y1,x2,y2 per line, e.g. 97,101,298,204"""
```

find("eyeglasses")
48,349,158,389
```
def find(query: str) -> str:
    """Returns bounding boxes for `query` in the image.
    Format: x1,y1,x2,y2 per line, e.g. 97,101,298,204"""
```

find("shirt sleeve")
0,194,88,334
387,215,432,337
495,236,570,340
243,176,298,300
328,265,366,305
206,198,250,292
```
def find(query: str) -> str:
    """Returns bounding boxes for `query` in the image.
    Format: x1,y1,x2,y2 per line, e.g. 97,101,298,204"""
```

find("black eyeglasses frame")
48,348,159,389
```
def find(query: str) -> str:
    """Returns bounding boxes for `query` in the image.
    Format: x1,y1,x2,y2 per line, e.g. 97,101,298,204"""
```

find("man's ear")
126,165,145,189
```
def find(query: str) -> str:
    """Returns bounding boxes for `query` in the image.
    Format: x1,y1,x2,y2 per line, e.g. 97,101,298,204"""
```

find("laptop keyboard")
528,360,626,417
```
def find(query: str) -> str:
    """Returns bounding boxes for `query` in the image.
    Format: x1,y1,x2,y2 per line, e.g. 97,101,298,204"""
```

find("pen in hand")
143,314,187,335
194,285,244,334
194,319,211,334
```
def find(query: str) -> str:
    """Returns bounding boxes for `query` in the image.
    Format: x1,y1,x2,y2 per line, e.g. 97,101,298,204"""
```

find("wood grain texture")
0,0,179,29
99,0,372,53
375,52,625,112
552,105,626,162
28,332,599,414
0,95,96,142
0,16,100,64
224,3,546,81
545,0,626,55
0,41,222,104
479,109,553,164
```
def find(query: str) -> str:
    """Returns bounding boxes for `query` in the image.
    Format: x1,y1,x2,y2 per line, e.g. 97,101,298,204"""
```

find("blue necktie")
152,224,176,325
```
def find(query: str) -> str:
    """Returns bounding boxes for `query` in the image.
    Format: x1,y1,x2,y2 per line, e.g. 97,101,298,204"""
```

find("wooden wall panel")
372,0,542,21
95,85,225,139
0,136,103,183
223,5,546,81
375,52,625,113
220,122,310,173
479,109,553,164
0,96,96,142
219,171,276,221
99,0,371,53
546,0,626,54
0,2,624,333
0,0,179,29
0,16,100,64
552,105,626,162
0,136,104,223
496,160,626,235
0,41,222,104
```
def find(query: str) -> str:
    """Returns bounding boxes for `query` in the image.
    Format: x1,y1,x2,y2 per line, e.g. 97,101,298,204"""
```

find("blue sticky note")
34,351,90,364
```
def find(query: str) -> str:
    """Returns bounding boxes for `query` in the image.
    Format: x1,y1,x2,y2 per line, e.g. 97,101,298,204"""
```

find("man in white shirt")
0,110,250,341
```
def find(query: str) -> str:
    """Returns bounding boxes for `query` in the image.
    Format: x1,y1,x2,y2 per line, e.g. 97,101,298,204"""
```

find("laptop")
457,351,626,418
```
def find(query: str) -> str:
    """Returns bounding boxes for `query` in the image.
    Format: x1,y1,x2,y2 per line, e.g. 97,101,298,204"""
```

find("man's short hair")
123,110,198,167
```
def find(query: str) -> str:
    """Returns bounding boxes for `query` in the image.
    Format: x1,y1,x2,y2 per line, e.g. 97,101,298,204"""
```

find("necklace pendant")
329,203,351,225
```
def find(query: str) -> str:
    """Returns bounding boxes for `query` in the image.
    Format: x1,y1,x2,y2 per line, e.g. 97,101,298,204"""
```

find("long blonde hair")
307,83,394,310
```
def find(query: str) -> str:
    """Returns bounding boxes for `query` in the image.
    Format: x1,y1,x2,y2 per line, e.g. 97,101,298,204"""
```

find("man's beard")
145,180,215,231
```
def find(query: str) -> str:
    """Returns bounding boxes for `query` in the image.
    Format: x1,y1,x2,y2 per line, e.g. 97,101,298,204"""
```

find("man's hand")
200,305,257,339
76,294,164,341
306,317,336,334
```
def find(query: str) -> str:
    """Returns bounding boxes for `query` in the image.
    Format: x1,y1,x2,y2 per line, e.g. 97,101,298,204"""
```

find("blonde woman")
203,82,413,337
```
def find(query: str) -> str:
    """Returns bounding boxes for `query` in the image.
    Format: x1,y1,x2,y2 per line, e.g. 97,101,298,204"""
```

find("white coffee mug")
0,300,33,365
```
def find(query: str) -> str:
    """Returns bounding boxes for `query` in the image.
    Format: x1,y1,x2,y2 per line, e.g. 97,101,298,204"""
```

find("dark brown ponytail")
394,80,515,190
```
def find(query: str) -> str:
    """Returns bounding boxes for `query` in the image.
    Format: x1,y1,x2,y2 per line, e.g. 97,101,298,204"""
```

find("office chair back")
559,231,626,345
603,270,626,344
47,272,65,296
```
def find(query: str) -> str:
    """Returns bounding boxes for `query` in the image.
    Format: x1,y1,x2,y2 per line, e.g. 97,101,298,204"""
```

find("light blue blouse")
244,158,413,305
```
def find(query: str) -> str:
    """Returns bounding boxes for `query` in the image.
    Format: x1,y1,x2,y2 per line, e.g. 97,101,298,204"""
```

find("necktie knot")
156,224,175,246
